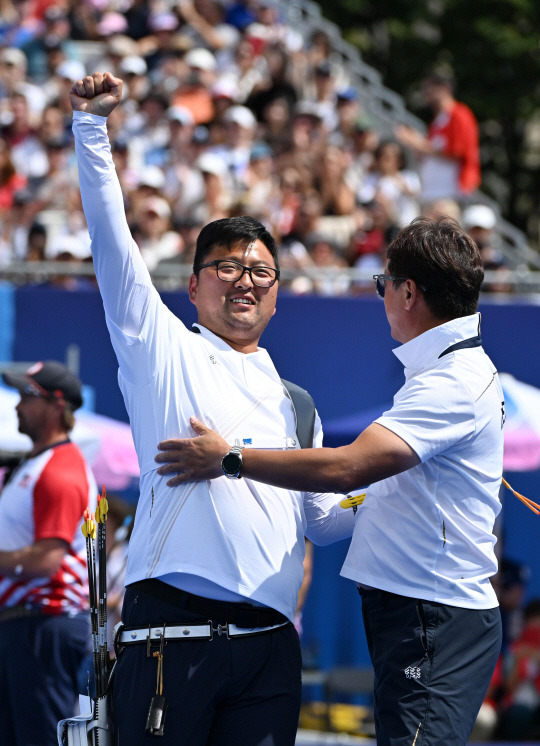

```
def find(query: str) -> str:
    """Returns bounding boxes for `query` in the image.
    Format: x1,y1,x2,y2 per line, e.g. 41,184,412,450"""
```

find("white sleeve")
72,111,160,339
304,491,356,546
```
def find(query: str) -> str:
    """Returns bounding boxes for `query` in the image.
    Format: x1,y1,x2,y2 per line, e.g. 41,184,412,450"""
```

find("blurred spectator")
21,5,77,83
462,203,511,292
172,46,217,125
193,151,234,221
242,141,278,219
346,198,400,280
139,10,181,75
211,104,258,189
177,0,239,53
357,139,421,227
497,599,540,740
306,232,351,296
495,556,530,653
0,137,27,213
422,197,462,223
2,91,49,186
132,195,184,271
246,42,298,122
396,68,480,204
314,143,355,216
0,46,46,124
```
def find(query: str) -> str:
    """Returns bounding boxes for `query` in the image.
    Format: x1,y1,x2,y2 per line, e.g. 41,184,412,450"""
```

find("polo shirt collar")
392,313,481,378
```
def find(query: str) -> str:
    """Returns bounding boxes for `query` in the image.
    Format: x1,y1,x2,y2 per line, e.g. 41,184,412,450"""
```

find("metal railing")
2,261,540,298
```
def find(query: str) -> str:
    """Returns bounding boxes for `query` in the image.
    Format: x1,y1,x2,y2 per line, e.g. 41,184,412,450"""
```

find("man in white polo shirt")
158,216,504,746
70,71,354,745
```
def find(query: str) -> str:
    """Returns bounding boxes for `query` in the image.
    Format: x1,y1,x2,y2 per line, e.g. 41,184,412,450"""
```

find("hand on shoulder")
70,71,123,118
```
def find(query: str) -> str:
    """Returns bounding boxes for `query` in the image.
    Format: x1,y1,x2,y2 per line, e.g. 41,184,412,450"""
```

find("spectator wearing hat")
161,106,209,220
209,104,258,191
132,195,184,271
171,46,218,125
193,151,235,222
241,140,279,219
0,46,47,123
462,204,511,293
0,360,97,746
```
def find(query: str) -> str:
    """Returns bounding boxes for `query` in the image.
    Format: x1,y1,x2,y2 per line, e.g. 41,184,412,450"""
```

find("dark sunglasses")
373,274,426,299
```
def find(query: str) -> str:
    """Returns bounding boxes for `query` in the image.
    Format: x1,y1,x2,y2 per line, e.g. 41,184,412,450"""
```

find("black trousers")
360,588,502,746
112,583,302,746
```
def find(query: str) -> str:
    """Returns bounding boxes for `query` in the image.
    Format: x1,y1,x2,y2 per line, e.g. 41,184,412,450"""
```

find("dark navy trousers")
112,584,302,746
360,588,502,746
0,613,89,746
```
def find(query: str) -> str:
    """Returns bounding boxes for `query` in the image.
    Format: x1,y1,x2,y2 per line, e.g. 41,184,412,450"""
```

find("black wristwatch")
221,445,244,479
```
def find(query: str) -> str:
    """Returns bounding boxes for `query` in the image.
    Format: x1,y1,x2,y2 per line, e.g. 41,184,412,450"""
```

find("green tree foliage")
316,0,540,240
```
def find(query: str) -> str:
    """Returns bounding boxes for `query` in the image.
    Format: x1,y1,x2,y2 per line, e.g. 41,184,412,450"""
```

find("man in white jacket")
70,71,354,746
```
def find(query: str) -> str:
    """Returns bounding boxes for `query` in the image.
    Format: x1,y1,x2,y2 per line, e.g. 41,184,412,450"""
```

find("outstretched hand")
155,417,230,486
70,71,123,118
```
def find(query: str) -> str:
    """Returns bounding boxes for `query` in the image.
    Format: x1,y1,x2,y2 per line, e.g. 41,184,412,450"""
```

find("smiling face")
188,239,278,353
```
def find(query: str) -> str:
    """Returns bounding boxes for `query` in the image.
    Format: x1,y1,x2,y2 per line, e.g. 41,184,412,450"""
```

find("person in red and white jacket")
0,360,97,746
395,68,480,204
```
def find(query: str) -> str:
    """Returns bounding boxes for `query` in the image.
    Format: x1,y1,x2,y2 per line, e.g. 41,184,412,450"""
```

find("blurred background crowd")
0,0,515,296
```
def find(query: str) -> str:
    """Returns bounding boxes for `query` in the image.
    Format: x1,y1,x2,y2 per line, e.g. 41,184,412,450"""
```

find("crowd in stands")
0,0,510,295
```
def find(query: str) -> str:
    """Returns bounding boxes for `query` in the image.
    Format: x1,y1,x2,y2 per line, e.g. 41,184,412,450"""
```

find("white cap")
212,77,238,101
195,152,228,177
462,204,497,231
56,59,86,81
143,196,171,218
138,165,166,190
1,47,27,69
166,105,195,126
120,55,147,76
47,234,91,260
223,105,256,129
185,47,217,72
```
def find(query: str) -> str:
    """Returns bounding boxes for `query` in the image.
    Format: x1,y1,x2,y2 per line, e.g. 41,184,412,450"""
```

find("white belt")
117,619,289,644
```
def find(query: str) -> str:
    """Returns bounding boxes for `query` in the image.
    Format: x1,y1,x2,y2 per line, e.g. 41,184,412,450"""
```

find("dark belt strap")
130,579,287,629
438,334,482,358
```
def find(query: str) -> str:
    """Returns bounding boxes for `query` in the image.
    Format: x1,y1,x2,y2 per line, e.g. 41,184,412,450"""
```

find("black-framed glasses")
198,259,280,288
373,274,426,298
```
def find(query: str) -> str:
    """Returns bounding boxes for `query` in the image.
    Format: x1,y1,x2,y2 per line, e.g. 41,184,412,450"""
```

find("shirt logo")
501,401,506,429
405,666,421,680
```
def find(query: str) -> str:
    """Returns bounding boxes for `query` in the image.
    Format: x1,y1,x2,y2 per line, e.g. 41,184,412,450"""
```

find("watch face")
222,452,241,474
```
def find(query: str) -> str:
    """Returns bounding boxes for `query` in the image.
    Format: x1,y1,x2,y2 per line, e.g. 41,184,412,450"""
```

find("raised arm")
155,416,420,494
71,72,158,338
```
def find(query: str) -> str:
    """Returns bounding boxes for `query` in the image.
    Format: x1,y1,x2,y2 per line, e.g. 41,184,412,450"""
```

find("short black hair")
193,216,279,273
387,216,484,320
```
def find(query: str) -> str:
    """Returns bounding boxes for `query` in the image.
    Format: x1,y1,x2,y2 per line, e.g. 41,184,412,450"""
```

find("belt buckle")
209,621,229,640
